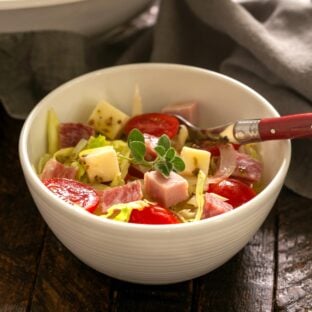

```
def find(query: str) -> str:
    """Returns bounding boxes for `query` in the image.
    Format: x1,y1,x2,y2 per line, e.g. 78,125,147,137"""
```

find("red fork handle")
259,113,312,140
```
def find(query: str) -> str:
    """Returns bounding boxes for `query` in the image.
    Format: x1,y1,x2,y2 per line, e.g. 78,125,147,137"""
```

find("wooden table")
1,104,311,311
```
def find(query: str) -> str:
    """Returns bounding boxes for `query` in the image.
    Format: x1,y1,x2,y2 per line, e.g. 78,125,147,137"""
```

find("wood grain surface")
0,105,311,312
0,107,46,311
276,190,312,311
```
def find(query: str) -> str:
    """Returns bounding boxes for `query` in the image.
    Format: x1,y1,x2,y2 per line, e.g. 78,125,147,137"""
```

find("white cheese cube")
180,146,211,176
88,101,129,139
79,146,120,183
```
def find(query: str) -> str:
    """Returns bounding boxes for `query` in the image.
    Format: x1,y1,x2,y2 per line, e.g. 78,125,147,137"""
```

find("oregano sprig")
127,128,185,177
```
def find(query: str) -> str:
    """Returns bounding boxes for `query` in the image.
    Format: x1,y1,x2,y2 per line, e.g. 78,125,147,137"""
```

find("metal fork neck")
234,119,261,143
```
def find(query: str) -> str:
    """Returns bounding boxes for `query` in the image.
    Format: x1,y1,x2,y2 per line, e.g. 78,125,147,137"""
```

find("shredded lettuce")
239,143,263,193
37,153,52,174
112,140,131,181
239,143,262,161
54,147,74,163
209,156,219,176
71,138,88,160
91,183,111,191
184,175,198,195
100,200,151,222
70,161,87,181
110,173,124,187
187,195,197,206
177,208,196,222
111,140,129,153
47,109,59,154
176,171,206,222
86,135,108,149
194,170,206,221
171,199,196,223
172,125,189,152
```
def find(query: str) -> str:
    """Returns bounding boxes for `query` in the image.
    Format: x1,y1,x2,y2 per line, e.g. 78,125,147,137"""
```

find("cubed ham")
161,101,198,124
59,123,95,148
232,152,262,182
97,180,143,212
40,158,77,180
144,171,189,208
203,193,233,218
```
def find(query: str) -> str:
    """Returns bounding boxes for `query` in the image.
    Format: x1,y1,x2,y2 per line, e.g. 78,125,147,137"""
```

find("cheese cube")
88,101,129,139
180,146,211,176
79,146,120,183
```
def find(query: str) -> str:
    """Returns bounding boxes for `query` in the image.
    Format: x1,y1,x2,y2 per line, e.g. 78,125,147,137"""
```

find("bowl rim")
0,0,85,10
19,63,291,233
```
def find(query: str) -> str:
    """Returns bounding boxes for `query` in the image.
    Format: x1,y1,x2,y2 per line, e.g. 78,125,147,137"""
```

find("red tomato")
43,178,99,213
208,178,256,208
129,205,181,224
205,146,220,157
124,113,180,138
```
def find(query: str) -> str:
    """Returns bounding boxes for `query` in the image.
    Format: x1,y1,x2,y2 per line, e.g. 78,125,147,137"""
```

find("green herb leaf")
154,145,166,157
165,147,175,161
127,129,185,178
155,161,172,177
157,135,170,150
172,156,185,172
129,141,146,161
128,128,145,143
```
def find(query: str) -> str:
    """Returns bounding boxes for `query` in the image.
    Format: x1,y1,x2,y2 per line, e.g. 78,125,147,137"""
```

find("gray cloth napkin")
1,0,311,198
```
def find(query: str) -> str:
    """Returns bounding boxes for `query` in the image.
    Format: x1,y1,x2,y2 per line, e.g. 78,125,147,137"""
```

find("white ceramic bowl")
0,0,152,36
19,64,291,284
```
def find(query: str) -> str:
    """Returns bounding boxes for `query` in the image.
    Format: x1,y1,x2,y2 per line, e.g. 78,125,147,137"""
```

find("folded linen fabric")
0,32,90,119
120,0,312,199
0,0,310,198
185,0,312,199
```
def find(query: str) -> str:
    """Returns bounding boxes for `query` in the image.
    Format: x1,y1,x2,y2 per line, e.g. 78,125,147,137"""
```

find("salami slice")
59,123,95,148
97,180,143,212
203,193,233,218
40,159,77,180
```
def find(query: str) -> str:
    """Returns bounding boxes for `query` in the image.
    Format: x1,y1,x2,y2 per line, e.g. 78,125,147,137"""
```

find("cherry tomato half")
124,113,180,138
43,178,99,213
208,178,256,208
129,205,181,224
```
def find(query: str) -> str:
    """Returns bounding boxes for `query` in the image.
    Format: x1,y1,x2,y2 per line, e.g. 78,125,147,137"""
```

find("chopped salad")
37,91,263,224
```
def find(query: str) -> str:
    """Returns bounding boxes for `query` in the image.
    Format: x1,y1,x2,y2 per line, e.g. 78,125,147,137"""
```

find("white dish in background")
19,63,291,284
0,0,153,36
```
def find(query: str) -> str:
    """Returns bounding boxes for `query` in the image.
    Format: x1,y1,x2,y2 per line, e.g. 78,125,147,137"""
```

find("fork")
173,113,312,144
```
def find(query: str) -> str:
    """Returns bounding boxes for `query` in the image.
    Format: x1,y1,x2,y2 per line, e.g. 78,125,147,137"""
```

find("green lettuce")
47,109,59,155
100,200,151,222
194,170,206,221
37,153,52,174
86,135,108,149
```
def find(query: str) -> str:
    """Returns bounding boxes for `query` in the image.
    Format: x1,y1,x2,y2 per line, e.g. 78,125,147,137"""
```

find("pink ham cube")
144,171,189,208
161,101,198,124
